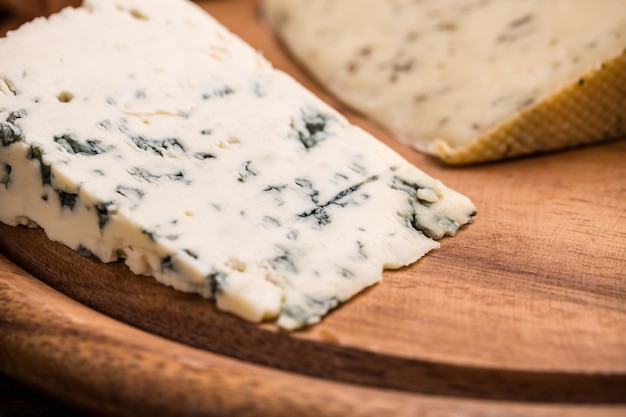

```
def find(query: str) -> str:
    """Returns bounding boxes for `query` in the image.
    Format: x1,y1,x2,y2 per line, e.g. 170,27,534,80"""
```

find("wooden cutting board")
1,0,625,415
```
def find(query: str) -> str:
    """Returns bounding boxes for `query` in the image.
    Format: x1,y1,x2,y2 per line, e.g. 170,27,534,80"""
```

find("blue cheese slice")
0,0,475,329
262,0,626,164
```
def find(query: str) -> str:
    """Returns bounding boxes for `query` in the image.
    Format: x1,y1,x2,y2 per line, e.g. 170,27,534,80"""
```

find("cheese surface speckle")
0,0,475,329
262,0,626,164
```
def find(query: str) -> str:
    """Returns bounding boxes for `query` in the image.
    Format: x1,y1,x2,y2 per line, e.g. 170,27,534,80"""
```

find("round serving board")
1,0,625,415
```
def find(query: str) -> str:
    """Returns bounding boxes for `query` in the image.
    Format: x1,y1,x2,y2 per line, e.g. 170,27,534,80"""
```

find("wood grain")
1,0,626,413
3,219,626,404
2,255,626,417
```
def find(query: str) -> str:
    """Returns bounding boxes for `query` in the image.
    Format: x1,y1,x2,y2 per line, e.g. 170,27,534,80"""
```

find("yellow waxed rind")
433,50,626,165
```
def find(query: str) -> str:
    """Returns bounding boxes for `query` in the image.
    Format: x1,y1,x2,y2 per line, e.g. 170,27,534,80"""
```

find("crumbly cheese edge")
1,0,478,330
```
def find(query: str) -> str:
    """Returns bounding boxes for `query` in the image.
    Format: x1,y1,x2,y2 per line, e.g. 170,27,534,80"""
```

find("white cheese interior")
262,0,626,153
0,0,476,329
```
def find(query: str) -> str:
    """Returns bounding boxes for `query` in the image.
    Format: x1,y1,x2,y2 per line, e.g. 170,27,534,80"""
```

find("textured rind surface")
261,0,626,165
434,50,626,164
0,0,475,329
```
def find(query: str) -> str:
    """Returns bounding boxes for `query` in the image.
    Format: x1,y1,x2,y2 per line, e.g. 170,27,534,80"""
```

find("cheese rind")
0,0,475,329
262,0,626,164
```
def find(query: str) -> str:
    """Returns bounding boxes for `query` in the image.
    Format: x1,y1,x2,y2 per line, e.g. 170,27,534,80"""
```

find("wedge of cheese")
0,0,475,329
262,0,626,164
